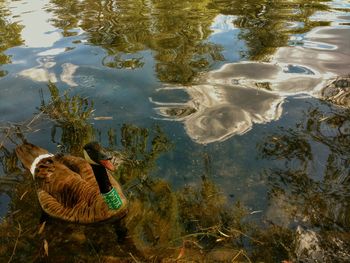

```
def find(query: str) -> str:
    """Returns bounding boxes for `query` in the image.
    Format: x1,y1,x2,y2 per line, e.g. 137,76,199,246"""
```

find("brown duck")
16,141,128,224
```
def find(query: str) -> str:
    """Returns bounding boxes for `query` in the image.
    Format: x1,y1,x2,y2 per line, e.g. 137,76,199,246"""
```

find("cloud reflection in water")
153,83,283,144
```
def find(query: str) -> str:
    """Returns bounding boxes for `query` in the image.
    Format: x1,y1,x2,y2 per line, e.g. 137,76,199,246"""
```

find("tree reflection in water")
47,0,224,84
46,0,330,85
209,0,330,60
0,1,23,77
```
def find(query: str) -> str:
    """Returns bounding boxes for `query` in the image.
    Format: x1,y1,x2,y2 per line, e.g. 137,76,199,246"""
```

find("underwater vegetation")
0,84,297,262
2,84,348,262
39,82,95,155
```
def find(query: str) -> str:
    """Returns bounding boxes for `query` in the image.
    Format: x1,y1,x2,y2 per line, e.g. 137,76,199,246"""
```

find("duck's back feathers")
55,155,95,182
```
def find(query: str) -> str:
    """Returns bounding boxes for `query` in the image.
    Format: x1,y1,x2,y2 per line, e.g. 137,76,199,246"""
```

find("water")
0,0,349,261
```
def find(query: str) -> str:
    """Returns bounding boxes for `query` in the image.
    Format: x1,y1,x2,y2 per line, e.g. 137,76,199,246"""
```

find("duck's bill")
99,160,115,171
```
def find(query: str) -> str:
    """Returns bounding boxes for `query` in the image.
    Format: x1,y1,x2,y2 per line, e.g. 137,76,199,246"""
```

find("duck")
15,141,128,224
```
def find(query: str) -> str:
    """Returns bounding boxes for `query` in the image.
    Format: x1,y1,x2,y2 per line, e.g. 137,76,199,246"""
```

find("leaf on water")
38,221,46,235
43,239,49,256
93,116,113,121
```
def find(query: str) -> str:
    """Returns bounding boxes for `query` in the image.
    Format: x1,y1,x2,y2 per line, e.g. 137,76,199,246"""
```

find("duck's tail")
16,142,50,171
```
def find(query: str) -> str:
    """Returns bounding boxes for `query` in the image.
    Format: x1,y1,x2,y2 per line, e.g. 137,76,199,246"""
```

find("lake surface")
0,0,349,262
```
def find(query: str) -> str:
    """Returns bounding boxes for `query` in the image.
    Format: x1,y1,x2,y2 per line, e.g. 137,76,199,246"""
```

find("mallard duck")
15,141,128,224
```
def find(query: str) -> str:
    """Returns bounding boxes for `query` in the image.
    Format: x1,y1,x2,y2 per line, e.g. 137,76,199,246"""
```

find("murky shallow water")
0,0,349,262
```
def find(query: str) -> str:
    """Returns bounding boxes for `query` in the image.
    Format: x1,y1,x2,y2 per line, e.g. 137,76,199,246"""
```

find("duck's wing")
37,183,126,223
35,160,126,223
54,155,95,182
37,188,112,223
35,161,108,223
16,143,127,223
54,156,128,215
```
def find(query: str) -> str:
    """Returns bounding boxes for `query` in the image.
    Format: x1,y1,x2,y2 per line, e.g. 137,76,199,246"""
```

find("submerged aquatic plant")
39,82,95,155
40,82,94,123
0,122,274,262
